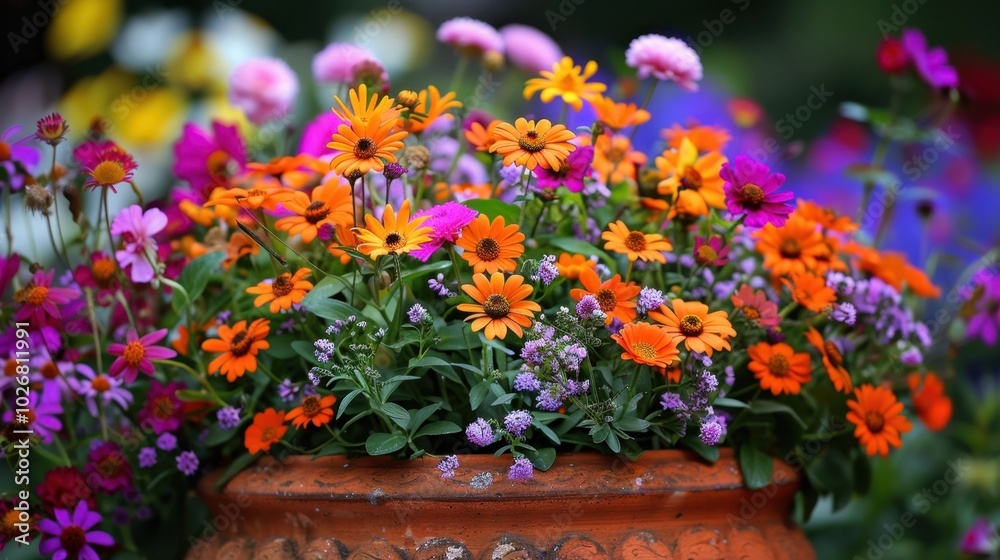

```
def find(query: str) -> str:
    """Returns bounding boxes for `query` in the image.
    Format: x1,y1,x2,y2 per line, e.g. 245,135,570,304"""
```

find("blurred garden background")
2,0,998,557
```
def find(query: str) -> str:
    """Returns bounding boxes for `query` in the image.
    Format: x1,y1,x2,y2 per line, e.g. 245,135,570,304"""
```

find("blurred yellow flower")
523,56,606,112
46,0,123,60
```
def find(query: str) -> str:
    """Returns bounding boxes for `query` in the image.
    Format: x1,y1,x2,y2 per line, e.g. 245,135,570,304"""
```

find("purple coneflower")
107,329,176,384
39,501,115,560
720,156,794,228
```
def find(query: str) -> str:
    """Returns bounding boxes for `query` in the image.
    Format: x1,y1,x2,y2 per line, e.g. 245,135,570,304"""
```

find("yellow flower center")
247,187,268,200
40,361,60,379
92,258,117,285
304,201,331,224
300,396,321,417
740,183,765,207
680,168,702,190
518,130,546,152
271,273,294,297
768,354,790,377
92,375,112,393
594,288,617,312
354,137,378,159
632,342,658,361
865,411,885,434
90,160,127,186
483,293,511,319
475,237,501,261
384,232,405,252
779,238,802,259
679,314,704,337
623,231,647,252
742,306,761,321
122,341,147,367
0,141,10,161
229,331,253,357
824,341,844,367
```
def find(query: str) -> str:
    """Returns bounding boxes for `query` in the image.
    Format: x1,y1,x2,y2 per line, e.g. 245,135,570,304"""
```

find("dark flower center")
779,238,802,259
41,361,60,379
769,354,790,377
384,232,404,251
824,341,844,367
865,411,885,434
595,288,617,312
60,525,86,555
354,137,378,159
518,130,546,152
680,168,702,190
152,396,177,421
483,294,511,319
475,237,501,261
623,231,647,252
271,273,294,297
229,330,253,357
300,396,321,417
304,201,331,224
740,183,766,207
679,314,704,337
261,426,276,441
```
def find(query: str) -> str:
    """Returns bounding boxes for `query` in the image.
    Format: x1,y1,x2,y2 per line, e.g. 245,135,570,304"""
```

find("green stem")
160,359,227,406
858,88,900,227
625,363,644,406
449,55,469,96
49,145,70,265
102,186,115,254
629,79,658,143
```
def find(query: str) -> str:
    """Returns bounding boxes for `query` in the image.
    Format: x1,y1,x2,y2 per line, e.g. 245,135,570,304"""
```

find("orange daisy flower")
398,85,462,133
353,200,433,259
555,253,596,280
795,199,858,233
569,267,642,325
590,96,651,131
580,134,647,184
327,223,359,265
601,220,673,263
275,180,354,243
286,394,337,429
523,56,607,111
244,408,288,454
908,372,952,432
246,269,313,314
328,114,408,176
332,83,400,125
611,322,680,368
455,214,525,274
782,271,837,313
203,180,294,212
813,233,850,277
655,138,727,217
747,342,812,396
457,272,541,339
847,384,913,457
222,232,259,271
202,318,271,382
246,154,327,189
656,360,683,384
449,183,495,201
649,299,737,357
805,326,852,394
464,120,500,152
490,118,576,171
754,215,827,277
662,124,732,152
845,243,941,298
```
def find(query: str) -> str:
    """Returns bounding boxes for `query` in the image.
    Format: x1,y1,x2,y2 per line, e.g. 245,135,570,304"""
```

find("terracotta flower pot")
187,448,815,559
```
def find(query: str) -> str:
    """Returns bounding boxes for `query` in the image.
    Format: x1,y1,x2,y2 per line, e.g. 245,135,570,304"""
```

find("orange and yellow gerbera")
795,199,858,233
747,342,812,396
328,114,408,176
611,322,680,368
555,253,597,281
332,83,400,125
458,272,541,339
523,56,607,111
908,372,952,432
398,85,462,133
570,267,641,325
601,220,673,263
245,408,288,454
456,214,525,274
327,223,359,265
805,326,852,394
464,119,500,152
353,200,433,259
246,269,313,314
662,124,732,153
844,243,941,298
246,154,327,189
649,299,736,357
203,179,293,212
202,319,271,382
782,271,837,313
222,232,259,271
286,394,337,429
847,384,913,457
490,118,576,171
580,134,647,185
590,96,651,131
274,180,354,243
655,138,727,217
754,215,827,277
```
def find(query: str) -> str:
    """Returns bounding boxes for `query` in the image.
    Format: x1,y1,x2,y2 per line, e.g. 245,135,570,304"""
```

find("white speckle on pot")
470,472,494,490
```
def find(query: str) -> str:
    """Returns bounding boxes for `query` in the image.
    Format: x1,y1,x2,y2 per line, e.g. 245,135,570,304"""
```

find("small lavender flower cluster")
636,286,665,315
428,273,457,298
437,455,460,479
528,255,559,286
407,303,431,324
659,370,727,445
462,411,536,480
514,315,592,411
837,274,932,362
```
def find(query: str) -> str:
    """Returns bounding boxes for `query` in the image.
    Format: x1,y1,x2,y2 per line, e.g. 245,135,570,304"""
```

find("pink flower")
66,364,133,417
72,139,117,169
967,275,1000,346
38,501,115,559
960,517,998,556
299,111,347,159
720,155,794,228
0,253,19,297
0,125,41,191
535,145,594,193
500,24,562,75
85,441,133,493
693,236,730,267
625,34,702,91
437,17,504,57
730,284,780,328
15,269,81,326
173,121,246,197
228,57,299,125
73,251,120,305
901,28,959,89
107,329,176,384
312,42,387,86
2,389,62,444
410,202,478,262
139,380,186,434
110,205,167,284
82,147,138,193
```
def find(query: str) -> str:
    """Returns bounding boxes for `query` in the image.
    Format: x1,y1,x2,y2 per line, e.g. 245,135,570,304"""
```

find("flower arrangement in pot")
0,14,966,560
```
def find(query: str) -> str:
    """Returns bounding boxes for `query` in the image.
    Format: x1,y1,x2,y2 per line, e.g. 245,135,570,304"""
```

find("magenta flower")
228,57,299,125
0,253,20,297
72,139,117,169
82,148,138,193
107,329,175,384
625,34,702,91
85,441,133,493
173,121,246,197
2,389,62,443
14,269,81,327
0,125,41,191
720,155,794,228
312,42,387,85
110,205,167,284
72,251,120,306
500,24,562,75
967,275,1000,346
139,380,186,434
693,236,730,267
902,28,959,89
66,364,133,417
535,145,594,193
960,517,998,555
39,501,115,560
410,202,479,262
298,111,346,159
437,17,504,57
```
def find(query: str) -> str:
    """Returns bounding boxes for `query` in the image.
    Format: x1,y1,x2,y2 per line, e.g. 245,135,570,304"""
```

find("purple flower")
3,389,62,444
500,24,562,75
228,57,299,125
636,287,665,315
14,269,80,328
278,379,299,402
575,295,603,321
111,205,167,284
437,17,504,57
0,125,41,191
960,517,998,555
138,447,157,468
172,121,246,197
831,303,857,326
410,202,478,261
720,156,794,228
625,34,702,91
508,457,534,480
107,328,176,384
699,417,725,446
724,366,736,387
216,406,241,431
437,455,460,479
900,346,923,366
902,28,959,89
428,273,456,298
407,303,428,324
39,501,115,559
66,364,133,417
534,146,594,193
312,42,386,85
968,275,1000,346
514,371,541,392
530,255,559,285
156,433,177,452
383,162,408,181
135,506,153,522
314,338,335,363
660,392,683,410
85,441,133,493
177,451,200,476
465,418,495,447
503,410,533,437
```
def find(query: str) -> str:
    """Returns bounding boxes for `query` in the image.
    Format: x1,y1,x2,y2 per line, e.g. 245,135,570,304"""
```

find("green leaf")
172,251,225,313
413,421,461,438
713,397,750,409
749,400,808,428
305,296,361,323
681,434,720,463
532,417,561,445
378,402,411,430
401,260,452,283
490,393,517,406
365,433,407,455
606,430,621,453
739,444,774,490
614,416,651,432
336,389,364,419
213,452,259,491
524,447,557,471
546,237,614,267
591,423,610,444
463,198,520,226
175,389,214,402
313,441,348,458
469,381,492,410
409,403,443,433
291,340,322,367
